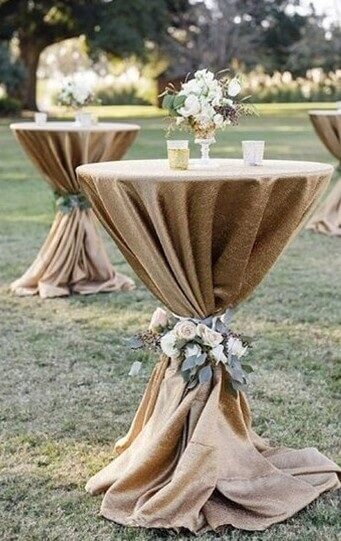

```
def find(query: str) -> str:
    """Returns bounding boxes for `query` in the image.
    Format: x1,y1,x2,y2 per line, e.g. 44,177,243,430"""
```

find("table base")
11,208,134,298
306,180,341,237
86,357,340,534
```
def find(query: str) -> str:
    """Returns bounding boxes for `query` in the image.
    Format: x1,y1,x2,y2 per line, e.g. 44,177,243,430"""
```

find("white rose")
228,78,241,97
179,94,201,117
195,69,214,82
73,87,90,104
197,324,223,348
173,320,197,341
181,79,202,95
213,113,224,127
211,344,227,363
195,113,212,127
148,308,168,332
227,336,247,357
160,331,179,358
185,343,202,358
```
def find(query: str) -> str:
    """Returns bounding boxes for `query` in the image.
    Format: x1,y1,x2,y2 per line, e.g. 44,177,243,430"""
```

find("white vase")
192,129,217,169
74,111,92,127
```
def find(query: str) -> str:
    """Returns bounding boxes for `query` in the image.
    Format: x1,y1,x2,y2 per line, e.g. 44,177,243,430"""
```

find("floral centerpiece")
58,78,96,125
161,68,254,166
129,308,252,395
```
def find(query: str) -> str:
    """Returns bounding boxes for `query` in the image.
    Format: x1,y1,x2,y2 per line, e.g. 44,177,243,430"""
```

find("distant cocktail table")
307,110,341,236
10,121,140,297
77,159,340,534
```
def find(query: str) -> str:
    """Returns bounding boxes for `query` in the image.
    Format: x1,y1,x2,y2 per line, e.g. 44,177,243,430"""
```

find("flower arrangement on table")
161,68,254,165
130,307,253,395
58,78,95,110
57,78,98,126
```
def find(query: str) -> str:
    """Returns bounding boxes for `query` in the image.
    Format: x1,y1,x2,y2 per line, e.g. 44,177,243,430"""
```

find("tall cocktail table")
77,159,340,533
10,121,140,297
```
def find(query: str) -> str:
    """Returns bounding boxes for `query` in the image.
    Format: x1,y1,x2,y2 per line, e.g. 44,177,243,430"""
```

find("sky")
301,0,341,24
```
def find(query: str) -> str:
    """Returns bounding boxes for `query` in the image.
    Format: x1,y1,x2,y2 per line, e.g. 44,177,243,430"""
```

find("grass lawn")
0,104,340,541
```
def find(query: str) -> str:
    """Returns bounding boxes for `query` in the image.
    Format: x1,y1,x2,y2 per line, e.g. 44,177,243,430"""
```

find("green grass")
0,104,340,541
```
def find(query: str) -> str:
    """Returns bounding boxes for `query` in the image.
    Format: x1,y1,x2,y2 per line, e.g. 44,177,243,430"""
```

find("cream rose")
197,324,223,348
173,320,197,341
160,331,179,358
148,308,168,332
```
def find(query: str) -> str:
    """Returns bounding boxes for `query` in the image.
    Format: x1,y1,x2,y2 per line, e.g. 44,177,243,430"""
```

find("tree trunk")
19,38,44,111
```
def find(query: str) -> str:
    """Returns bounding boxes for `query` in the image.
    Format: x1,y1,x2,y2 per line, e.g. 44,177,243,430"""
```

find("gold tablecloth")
10,122,140,297
77,159,340,533
308,111,341,236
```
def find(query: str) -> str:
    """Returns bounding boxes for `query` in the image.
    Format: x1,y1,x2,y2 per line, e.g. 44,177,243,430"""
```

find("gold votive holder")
167,140,189,170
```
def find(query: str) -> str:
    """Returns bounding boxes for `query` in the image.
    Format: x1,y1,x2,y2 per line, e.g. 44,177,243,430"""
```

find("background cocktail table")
77,159,340,533
307,110,341,236
10,121,140,297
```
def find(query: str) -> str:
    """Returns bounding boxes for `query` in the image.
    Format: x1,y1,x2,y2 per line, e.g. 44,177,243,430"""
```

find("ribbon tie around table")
78,160,340,533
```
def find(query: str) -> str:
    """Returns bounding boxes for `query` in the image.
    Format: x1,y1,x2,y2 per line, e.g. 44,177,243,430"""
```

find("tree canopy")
0,0,338,110
0,0,190,109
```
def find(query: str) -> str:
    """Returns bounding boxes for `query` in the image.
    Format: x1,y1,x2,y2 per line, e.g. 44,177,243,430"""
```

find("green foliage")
0,42,24,97
54,193,90,214
96,88,151,106
0,96,21,116
0,0,191,108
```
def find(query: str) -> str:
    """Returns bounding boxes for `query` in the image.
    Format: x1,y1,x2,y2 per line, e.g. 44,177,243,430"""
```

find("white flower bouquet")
58,78,95,110
129,307,252,394
161,69,253,139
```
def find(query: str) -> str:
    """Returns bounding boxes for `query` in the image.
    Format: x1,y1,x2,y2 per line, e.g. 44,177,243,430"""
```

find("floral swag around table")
130,308,252,395
161,68,255,165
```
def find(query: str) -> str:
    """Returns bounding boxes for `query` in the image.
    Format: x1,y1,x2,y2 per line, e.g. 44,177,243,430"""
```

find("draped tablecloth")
77,159,340,533
308,111,341,236
10,121,140,297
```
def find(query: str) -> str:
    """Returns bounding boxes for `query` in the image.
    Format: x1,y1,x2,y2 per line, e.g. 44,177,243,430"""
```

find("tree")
0,42,24,98
159,0,339,78
0,0,190,110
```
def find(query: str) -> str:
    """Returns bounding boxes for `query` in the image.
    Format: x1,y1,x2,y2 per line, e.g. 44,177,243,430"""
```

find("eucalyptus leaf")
195,353,207,366
162,94,174,110
182,369,192,382
182,355,197,371
187,378,198,390
201,316,213,327
199,364,213,384
173,94,186,109
231,379,245,392
230,366,245,384
241,363,254,373
215,319,228,334
229,354,240,367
